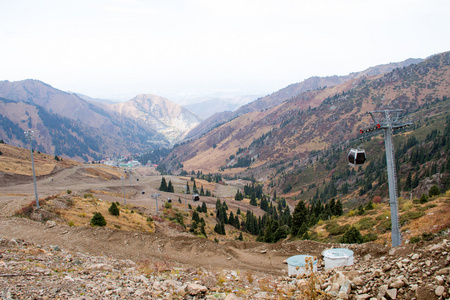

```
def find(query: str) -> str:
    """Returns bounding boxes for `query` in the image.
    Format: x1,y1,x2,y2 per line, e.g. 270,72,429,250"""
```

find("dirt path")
0,165,391,277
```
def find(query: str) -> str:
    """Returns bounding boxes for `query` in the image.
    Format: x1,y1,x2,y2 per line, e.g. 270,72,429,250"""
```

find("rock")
435,267,450,275
386,288,397,299
435,286,445,296
355,294,371,299
46,220,57,228
389,280,404,289
185,283,207,295
340,280,351,294
382,264,391,272
435,275,445,285
372,269,382,278
225,293,243,300
411,253,420,260
353,276,365,286
88,263,114,272
337,291,349,299
364,254,372,261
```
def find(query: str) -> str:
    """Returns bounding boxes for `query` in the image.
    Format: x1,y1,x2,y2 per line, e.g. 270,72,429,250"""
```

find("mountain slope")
0,80,168,161
163,52,449,178
185,58,423,141
105,94,202,143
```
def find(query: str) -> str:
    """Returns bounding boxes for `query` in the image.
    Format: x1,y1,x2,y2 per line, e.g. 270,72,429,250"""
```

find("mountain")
0,80,169,161
104,94,202,143
184,58,423,141
162,52,450,180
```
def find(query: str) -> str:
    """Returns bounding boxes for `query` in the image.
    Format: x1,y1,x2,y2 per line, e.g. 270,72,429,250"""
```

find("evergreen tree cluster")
291,199,343,237
190,210,207,237
159,177,174,193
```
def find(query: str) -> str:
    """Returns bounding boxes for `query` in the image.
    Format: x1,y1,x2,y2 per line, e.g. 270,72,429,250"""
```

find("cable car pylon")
362,109,413,247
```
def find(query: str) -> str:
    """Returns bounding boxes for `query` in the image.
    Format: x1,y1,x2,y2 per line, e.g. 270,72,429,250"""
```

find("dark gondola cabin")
348,148,366,166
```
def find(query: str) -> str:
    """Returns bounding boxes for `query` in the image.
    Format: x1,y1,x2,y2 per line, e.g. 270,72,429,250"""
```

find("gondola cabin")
348,148,366,166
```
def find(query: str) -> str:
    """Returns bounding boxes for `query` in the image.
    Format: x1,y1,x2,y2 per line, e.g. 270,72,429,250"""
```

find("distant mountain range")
0,80,200,161
184,58,424,141
0,54,438,164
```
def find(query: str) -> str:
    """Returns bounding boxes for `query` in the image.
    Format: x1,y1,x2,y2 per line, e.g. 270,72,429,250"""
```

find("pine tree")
108,202,120,216
193,180,198,194
250,193,257,206
200,185,204,195
186,181,190,194
291,201,308,236
167,180,174,193
91,212,106,227
192,210,200,222
405,173,412,191
201,201,207,213
159,177,167,192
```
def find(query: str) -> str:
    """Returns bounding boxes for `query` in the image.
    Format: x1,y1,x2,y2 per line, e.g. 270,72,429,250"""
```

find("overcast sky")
1,0,449,104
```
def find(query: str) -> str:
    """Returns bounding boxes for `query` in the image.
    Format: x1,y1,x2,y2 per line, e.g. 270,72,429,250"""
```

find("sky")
1,0,449,104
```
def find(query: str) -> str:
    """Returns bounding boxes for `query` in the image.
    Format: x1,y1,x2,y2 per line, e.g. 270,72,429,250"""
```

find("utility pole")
184,184,187,212
151,193,161,214
121,176,126,205
25,131,39,209
364,109,413,247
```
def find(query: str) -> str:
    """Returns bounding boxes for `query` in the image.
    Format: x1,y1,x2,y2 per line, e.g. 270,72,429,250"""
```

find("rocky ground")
1,233,449,299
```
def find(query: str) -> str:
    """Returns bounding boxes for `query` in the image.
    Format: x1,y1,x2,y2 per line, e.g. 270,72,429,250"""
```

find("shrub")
84,193,94,199
428,185,440,197
90,212,106,226
422,232,434,241
164,202,172,209
348,210,356,217
68,220,75,227
419,193,428,204
365,200,374,210
108,202,120,216
372,196,382,204
409,235,421,243
363,232,378,242
340,226,364,244
326,222,350,236
0,150,2,155
357,217,376,230
402,202,413,211
66,190,72,195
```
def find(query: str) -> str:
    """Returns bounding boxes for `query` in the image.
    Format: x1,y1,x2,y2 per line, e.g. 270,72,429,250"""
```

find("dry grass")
0,143,79,176
50,196,155,233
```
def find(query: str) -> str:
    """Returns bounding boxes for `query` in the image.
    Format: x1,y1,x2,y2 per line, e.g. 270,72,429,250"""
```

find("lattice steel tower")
362,109,413,247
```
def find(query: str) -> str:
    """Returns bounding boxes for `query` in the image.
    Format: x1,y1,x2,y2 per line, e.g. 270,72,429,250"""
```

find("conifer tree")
91,212,106,227
108,202,120,216
167,180,174,193
159,177,167,191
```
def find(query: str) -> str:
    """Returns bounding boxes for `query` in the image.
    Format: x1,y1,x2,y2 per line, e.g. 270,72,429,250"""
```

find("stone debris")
0,237,449,299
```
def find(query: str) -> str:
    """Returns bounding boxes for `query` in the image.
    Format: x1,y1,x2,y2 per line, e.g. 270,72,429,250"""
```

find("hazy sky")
1,0,449,104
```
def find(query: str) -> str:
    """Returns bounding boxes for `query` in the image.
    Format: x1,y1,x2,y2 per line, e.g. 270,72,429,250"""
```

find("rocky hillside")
1,232,448,299
185,58,423,141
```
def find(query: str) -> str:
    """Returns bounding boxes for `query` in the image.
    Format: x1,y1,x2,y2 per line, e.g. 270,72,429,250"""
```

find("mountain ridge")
184,58,424,141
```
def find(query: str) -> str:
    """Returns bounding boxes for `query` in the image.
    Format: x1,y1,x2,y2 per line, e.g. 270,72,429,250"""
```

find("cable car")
348,148,366,166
